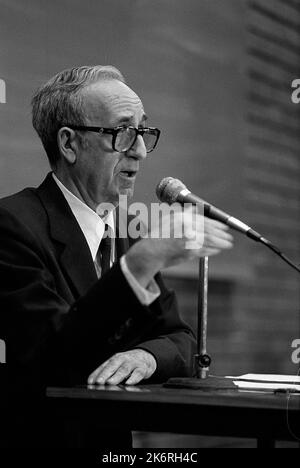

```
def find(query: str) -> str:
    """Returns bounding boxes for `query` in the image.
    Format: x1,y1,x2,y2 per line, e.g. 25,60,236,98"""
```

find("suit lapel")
37,173,134,297
37,173,98,297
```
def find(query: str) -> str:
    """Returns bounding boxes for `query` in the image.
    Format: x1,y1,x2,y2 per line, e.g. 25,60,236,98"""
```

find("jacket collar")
36,173,129,297
52,173,115,262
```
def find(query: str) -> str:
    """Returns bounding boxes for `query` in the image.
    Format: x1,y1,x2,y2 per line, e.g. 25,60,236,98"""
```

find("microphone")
156,177,262,241
156,177,300,274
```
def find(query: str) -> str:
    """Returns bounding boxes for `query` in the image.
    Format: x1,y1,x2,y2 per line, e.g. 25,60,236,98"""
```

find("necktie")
95,224,111,278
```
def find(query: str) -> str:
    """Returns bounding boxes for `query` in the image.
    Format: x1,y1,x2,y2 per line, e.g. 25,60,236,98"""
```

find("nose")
126,134,147,160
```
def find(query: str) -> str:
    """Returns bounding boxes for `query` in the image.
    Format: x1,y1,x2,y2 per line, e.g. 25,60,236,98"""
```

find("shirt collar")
52,173,115,261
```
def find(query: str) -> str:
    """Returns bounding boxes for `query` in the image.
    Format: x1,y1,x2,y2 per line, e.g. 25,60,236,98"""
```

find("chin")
119,187,134,199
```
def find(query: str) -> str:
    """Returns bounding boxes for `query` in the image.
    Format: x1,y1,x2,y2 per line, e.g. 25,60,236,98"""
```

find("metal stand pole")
194,257,211,379
164,257,237,390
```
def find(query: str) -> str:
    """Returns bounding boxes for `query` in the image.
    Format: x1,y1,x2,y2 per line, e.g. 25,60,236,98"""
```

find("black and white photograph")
0,0,299,453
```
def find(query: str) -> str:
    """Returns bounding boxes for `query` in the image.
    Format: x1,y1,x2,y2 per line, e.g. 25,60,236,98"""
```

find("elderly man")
0,65,233,447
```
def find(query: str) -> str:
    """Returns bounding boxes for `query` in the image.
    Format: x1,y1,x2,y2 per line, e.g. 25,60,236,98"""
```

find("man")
0,65,233,447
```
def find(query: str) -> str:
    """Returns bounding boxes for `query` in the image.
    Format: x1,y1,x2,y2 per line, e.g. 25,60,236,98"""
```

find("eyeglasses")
64,125,161,153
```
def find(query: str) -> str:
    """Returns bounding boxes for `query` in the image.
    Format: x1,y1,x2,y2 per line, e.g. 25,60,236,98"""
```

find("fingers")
87,356,121,385
147,204,233,250
87,350,156,386
184,218,233,255
128,208,235,275
182,211,233,244
88,357,134,385
106,363,134,386
203,219,233,250
205,219,232,238
125,368,145,386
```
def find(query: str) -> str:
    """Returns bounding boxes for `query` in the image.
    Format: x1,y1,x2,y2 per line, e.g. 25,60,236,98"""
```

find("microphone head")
156,177,187,204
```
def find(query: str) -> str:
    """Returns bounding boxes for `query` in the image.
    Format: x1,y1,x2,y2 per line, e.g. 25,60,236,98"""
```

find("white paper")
223,373,300,391
226,373,300,383
233,381,300,391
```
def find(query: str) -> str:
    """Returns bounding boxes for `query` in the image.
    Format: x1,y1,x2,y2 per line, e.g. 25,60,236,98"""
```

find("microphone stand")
164,257,237,390
195,257,210,379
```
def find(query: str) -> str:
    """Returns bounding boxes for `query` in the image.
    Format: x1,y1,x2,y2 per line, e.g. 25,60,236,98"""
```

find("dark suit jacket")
0,173,195,447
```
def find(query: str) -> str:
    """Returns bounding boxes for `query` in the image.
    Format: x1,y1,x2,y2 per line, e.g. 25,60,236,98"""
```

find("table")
46,384,300,448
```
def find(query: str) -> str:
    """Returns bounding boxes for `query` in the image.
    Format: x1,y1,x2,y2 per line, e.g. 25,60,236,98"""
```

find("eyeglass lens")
115,128,157,152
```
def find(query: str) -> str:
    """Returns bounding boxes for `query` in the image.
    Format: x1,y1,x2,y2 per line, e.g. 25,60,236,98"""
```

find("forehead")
81,80,145,125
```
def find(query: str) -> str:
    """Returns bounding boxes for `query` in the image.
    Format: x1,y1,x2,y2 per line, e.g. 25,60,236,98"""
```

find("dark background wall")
0,0,300,446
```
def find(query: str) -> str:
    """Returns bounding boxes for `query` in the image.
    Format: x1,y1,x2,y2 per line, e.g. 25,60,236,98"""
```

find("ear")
57,127,79,164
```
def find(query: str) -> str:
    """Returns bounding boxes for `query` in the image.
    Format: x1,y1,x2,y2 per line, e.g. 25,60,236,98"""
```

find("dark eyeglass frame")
64,124,161,153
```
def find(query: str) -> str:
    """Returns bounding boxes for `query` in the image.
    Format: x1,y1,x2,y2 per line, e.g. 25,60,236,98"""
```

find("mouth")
119,170,138,179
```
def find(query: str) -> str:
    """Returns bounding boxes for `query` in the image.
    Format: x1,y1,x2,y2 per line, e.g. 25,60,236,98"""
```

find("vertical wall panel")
231,0,300,374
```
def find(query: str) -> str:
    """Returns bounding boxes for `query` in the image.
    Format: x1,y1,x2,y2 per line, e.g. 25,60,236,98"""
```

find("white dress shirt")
52,174,160,305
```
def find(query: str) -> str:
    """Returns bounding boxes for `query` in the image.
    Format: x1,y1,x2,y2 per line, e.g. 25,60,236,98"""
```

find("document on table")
225,374,300,392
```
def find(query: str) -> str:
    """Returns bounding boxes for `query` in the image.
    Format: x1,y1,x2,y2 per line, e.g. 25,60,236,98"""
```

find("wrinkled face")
73,79,147,207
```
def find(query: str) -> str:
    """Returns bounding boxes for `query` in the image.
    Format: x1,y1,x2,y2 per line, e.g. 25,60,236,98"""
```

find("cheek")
79,143,121,187
97,157,120,187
